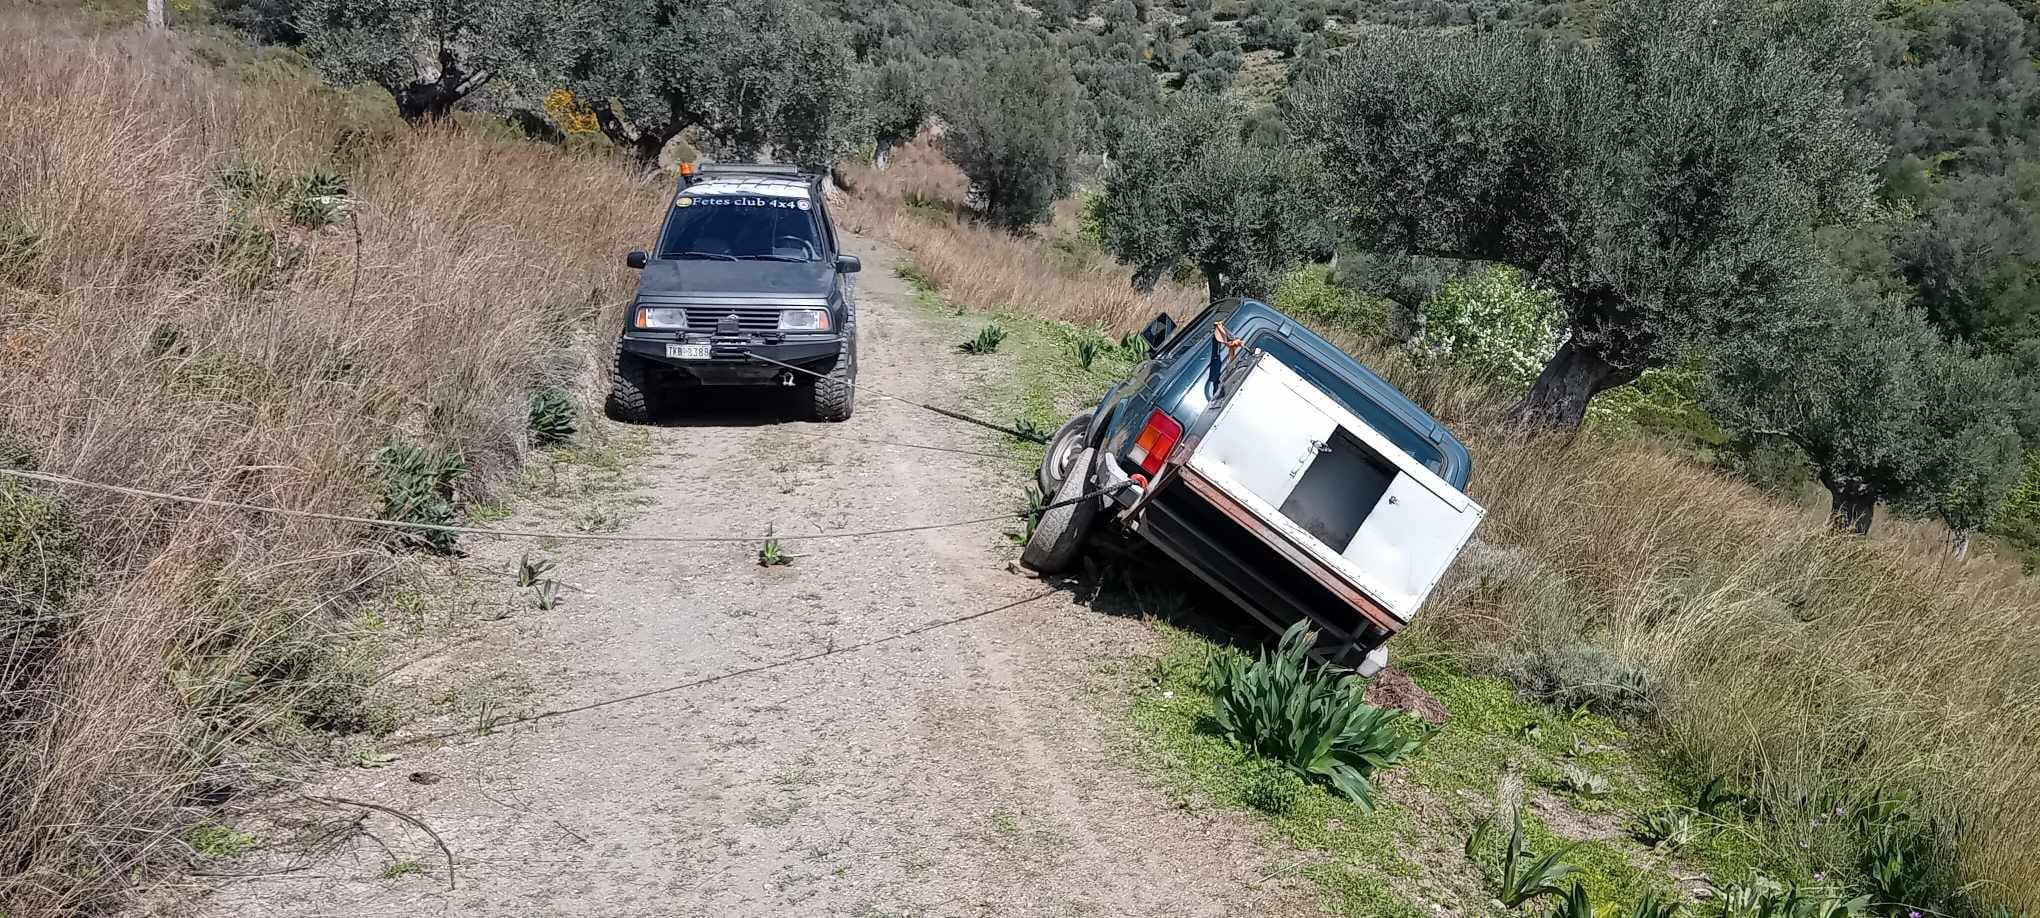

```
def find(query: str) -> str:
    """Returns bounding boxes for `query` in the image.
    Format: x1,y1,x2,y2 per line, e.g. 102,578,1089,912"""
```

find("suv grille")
686,306,781,332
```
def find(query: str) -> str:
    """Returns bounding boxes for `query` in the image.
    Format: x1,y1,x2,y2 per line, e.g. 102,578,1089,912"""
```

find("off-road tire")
809,308,856,422
1036,409,1095,497
1021,447,1100,574
605,339,654,423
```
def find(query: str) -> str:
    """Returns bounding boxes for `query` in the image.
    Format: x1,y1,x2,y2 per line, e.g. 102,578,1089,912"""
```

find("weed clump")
377,442,468,553
528,386,577,447
1206,622,1423,810
959,323,1007,354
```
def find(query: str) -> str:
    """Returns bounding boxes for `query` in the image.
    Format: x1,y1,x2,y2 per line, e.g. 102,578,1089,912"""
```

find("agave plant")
1495,809,1578,908
1073,334,1105,370
1553,762,1611,799
529,386,577,447
1626,892,1680,918
960,323,1006,354
1206,621,1423,809
1548,880,1594,918
1631,806,1700,852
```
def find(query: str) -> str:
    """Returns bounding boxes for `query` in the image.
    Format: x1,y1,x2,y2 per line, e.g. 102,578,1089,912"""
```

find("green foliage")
1627,892,1680,918
1986,451,2040,566
0,482,85,660
1498,639,1658,722
532,579,561,611
527,386,577,448
758,526,789,567
1548,881,1594,918
960,323,1007,354
1117,331,1149,361
513,553,555,588
1072,334,1105,370
184,822,258,859
1588,361,1731,458
1238,758,1307,815
936,49,1081,229
1706,267,2027,534
1551,762,1610,799
1418,266,1561,383
565,0,865,167
1205,621,1422,809
376,442,467,553
1269,265,1389,341
380,859,428,880
1473,807,1579,908
1716,876,1871,918
1290,0,1882,425
1010,415,1047,442
285,166,349,227
1630,806,1699,852
1098,92,1335,299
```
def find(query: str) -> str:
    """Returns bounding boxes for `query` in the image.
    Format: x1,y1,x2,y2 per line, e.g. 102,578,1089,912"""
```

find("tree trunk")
145,0,165,29
591,102,668,166
1950,528,1972,559
1203,265,1224,306
1131,260,1172,294
1820,475,1877,535
1503,337,1642,429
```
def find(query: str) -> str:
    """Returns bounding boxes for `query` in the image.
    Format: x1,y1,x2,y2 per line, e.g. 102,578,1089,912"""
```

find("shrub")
960,323,1007,355
1270,265,1390,341
1238,758,1307,815
1206,621,1423,809
527,386,577,447
376,443,468,553
1416,266,1561,384
1498,641,1659,723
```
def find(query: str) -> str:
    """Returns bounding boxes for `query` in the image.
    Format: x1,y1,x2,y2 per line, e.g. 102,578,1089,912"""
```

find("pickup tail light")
1126,409,1183,477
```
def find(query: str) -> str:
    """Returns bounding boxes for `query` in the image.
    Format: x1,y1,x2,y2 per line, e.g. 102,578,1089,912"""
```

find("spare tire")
1021,447,1099,574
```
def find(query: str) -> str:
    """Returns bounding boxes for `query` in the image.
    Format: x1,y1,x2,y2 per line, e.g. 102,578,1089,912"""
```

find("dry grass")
843,141,2040,912
0,16,661,915
834,140,1203,331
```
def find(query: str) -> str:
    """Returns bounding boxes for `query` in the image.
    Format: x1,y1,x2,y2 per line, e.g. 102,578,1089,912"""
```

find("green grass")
185,822,258,860
1121,623,1828,917
379,859,428,880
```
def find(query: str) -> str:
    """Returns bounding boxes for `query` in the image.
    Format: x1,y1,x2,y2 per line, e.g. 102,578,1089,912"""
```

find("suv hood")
639,258,835,298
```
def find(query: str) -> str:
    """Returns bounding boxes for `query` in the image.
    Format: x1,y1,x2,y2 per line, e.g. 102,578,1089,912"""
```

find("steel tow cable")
0,467,1126,544
743,350,1052,444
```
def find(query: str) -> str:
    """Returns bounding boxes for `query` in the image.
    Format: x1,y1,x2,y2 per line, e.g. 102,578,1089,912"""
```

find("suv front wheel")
809,309,856,422
605,339,656,423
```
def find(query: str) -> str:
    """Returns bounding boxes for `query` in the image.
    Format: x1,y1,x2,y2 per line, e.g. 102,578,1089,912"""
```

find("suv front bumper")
620,331,844,385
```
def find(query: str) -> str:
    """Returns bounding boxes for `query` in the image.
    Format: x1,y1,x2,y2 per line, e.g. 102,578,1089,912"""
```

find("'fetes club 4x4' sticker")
676,195,810,210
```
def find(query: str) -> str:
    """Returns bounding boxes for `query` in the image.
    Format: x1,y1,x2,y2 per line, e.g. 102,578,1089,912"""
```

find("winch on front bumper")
620,300,845,386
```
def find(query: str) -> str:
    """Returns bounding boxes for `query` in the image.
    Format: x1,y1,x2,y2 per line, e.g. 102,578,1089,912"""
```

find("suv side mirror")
834,254,862,274
1139,312,1177,350
626,251,648,270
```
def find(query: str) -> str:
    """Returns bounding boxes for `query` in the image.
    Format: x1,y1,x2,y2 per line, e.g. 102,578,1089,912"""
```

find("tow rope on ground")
0,467,1127,544
744,350,1052,444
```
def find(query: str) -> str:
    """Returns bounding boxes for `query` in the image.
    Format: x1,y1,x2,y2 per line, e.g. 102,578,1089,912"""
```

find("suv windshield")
658,193,821,262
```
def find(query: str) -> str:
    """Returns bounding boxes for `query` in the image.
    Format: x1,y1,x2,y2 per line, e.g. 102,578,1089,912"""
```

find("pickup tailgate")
1178,350,1485,624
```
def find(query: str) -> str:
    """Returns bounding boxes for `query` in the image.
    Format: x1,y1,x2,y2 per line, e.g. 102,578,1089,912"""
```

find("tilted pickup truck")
1022,298,1485,675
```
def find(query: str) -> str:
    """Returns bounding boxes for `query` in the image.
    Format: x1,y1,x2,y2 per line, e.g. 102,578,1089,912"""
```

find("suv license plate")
666,343,710,360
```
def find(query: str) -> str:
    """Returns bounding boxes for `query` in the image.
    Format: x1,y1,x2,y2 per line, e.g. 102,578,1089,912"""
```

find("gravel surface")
178,234,1311,918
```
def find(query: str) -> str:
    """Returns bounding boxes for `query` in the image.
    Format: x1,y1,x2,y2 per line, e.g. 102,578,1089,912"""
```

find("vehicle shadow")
1041,537,1268,658
642,386,815,429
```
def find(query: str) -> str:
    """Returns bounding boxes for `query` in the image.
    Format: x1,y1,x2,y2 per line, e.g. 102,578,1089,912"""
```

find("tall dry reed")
0,16,662,915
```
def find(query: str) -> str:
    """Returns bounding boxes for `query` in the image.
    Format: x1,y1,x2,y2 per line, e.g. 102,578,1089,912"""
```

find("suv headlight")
635,307,687,329
779,309,830,331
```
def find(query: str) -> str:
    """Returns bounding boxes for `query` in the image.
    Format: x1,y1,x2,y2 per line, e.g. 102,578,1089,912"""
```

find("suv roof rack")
695,162,805,177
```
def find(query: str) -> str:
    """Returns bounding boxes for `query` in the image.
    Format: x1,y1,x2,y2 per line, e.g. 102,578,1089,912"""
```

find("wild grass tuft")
959,323,1007,355
1206,622,1423,810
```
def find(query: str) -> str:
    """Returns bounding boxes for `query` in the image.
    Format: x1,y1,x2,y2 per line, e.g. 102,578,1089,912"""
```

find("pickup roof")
1021,297,1484,674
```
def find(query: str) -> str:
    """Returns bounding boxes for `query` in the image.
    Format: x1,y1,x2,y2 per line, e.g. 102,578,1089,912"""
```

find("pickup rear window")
1249,333,1449,478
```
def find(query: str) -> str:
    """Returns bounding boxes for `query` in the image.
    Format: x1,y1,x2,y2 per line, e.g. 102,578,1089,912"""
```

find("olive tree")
1288,0,1883,428
935,49,1082,230
296,0,594,122
1096,92,1336,301
1706,265,2030,537
563,0,864,169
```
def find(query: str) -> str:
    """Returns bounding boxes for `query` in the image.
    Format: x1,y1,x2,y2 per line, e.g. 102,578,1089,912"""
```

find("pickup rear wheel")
1021,447,1099,574
1036,409,1095,497
605,339,655,424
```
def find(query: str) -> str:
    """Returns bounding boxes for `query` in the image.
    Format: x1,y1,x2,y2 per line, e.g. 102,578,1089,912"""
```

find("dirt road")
185,235,1305,917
